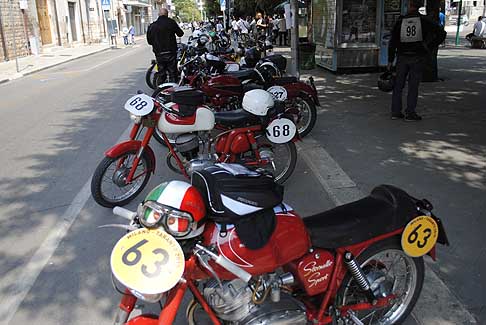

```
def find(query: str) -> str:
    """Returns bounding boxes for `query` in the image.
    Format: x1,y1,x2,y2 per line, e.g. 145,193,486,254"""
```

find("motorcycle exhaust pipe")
343,252,376,303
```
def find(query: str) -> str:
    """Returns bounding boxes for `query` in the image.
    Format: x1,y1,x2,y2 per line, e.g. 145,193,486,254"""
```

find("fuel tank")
157,107,215,133
204,75,243,97
202,204,311,279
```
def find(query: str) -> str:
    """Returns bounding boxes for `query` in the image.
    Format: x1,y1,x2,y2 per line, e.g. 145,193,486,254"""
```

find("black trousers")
392,55,425,114
156,52,178,83
278,31,288,46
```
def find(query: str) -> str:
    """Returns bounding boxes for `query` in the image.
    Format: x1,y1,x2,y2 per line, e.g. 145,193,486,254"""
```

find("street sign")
220,0,226,11
101,0,110,11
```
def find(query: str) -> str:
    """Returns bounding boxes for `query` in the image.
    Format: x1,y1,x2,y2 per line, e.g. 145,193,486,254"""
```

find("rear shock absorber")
343,252,376,303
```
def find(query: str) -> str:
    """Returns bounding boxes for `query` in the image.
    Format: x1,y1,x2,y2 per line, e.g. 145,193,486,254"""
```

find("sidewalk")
0,36,145,84
283,45,485,323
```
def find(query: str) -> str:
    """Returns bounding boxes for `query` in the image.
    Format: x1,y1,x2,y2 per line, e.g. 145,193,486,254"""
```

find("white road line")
0,124,132,325
297,136,478,325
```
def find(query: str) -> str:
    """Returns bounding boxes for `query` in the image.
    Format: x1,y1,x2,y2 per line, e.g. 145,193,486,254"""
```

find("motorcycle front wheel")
239,136,297,184
91,150,152,208
335,238,425,324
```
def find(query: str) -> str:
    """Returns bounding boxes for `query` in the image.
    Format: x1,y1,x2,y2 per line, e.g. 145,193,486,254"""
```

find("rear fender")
283,83,320,106
105,140,156,173
124,314,159,325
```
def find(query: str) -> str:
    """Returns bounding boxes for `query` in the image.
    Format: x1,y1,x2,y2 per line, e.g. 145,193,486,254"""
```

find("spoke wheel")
336,239,424,325
91,150,152,208
239,136,297,184
286,96,316,138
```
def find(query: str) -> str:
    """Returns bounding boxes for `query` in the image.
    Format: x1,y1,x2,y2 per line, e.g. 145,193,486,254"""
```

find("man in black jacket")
147,8,184,83
388,0,446,121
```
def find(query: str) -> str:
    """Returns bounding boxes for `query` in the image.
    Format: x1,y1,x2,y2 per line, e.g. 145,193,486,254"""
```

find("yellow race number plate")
110,228,185,295
401,216,439,257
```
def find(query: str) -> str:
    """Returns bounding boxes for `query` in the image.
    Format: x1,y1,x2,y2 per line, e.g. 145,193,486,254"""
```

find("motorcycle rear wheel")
91,150,152,208
239,136,297,184
335,238,425,325
288,95,317,138
145,62,156,89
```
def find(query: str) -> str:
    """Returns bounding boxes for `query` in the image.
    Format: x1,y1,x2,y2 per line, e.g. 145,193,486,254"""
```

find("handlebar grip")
215,255,252,282
113,206,137,220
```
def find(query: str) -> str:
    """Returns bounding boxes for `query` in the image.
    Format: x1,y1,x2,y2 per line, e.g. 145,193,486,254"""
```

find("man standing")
146,8,184,83
278,14,287,46
473,16,486,37
388,0,446,121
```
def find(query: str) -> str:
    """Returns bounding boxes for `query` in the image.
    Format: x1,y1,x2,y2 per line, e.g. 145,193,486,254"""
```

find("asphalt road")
0,43,333,324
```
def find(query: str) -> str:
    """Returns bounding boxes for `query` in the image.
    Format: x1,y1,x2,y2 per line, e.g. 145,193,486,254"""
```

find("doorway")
68,2,78,41
36,0,52,44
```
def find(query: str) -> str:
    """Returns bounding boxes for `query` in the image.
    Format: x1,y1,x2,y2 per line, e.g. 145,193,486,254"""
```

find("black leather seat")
272,76,298,85
224,69,261,82
214,109,258,127
242,83,264,92
303,185,417,249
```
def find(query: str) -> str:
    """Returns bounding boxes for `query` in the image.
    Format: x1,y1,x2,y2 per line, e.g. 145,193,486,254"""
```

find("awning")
125,1,150,7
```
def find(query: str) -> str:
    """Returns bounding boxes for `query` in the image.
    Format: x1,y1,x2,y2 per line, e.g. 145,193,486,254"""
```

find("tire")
335,238,425,325
146,62,156,89
91,150,152,208
287,95,317,138
241,136,297,184
153,71,168,89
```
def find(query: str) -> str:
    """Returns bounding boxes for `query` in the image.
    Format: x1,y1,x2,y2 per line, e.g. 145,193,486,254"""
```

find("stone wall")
0,0,34,60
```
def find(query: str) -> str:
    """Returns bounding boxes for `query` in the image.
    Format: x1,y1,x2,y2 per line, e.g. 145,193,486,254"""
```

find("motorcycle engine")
175,134,199,160
202,279,307,324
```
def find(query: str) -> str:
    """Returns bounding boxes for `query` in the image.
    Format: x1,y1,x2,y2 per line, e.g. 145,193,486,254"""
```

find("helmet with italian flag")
139,181,206,239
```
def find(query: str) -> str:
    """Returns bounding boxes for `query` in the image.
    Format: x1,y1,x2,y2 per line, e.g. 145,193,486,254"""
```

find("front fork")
114,289,137,325
125,126,154,183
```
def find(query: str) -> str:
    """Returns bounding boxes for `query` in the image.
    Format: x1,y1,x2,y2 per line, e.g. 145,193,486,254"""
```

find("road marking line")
0,124,132,325
297,136,478,325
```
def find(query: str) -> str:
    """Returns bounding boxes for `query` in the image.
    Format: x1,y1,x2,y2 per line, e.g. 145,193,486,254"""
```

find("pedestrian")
278,14,287,46
122,26,129,45
473,16,486,37
231,16,239,42
256,12,267,37
128,25,135,44
146,8,184,83
388,0,446,121
439,9,445,27
272,15,280,44
216,19,224,32
237,16,249,35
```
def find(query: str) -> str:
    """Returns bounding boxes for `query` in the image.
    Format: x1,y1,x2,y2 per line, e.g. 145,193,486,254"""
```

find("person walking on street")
128,25,135,45
278,14,288,46
146,8,184,83
256,13,267,38
122,26,129,45
231,16,239,42
473,16,486,37
272,15,280,44
388,0,446,121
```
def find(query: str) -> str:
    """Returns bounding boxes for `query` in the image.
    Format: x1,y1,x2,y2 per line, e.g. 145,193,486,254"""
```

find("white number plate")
266,118,296,144
267,86,288,101
124,94,154,116
400,17,423,43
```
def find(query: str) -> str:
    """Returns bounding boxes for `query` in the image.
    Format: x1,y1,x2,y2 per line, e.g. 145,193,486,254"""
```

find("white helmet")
242,89,274,116
192,29,203,38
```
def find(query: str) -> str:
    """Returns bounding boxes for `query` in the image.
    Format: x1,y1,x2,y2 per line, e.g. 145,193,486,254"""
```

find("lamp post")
455,0,462,46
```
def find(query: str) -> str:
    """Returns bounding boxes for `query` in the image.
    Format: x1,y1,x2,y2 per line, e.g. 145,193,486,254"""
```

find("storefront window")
340,0,377,45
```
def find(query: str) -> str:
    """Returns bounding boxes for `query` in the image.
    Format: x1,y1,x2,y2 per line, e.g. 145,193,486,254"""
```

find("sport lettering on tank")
400,17,423,43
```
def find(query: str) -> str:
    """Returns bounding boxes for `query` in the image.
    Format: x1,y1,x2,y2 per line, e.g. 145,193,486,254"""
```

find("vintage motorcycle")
90,88,298,208
154,55,318,139
107,163,448,325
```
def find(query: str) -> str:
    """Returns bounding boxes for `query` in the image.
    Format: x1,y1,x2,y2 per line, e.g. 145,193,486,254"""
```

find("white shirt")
238,19,249,34
231,20,238,30
473,20,486,37
216,23,224,32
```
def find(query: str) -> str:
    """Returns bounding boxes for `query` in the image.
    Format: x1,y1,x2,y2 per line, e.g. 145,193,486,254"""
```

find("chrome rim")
255,137,292,182
293,97,312,135
100,153,148,203
341,249,418,324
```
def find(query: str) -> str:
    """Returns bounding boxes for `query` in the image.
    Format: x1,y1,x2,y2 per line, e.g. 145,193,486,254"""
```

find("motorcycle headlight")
129,113,142,124
139,200,196,237
129,288,164,303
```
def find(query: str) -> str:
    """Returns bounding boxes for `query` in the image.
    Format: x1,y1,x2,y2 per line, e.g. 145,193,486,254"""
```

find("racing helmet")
138,181,206,239
242,89,274,116
377,71,395,92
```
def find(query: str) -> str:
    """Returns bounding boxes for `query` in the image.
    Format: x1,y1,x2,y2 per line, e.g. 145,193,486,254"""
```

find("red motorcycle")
108,164,448,325
91,88,298,208
153,56,319,139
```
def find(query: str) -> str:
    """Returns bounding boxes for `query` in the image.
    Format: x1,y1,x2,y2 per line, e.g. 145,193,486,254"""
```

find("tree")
205,0,222,17
173,0,202,22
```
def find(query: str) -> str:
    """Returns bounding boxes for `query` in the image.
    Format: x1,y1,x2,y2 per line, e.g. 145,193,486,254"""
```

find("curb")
296,136,478,325
0,46,112,85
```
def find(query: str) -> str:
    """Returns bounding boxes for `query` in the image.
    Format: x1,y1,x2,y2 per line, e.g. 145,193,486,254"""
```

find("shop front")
312,0,406,71
125,0,151,35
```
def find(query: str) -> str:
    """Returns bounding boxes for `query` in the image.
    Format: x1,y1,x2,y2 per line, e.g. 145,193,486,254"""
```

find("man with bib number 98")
388,0,446,121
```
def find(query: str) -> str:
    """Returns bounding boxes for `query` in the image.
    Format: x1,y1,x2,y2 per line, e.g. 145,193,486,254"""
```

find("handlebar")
113,206,137,220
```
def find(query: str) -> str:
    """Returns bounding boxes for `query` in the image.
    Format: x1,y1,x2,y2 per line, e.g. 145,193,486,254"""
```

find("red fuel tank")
204,75,243,97
202,208,311,279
